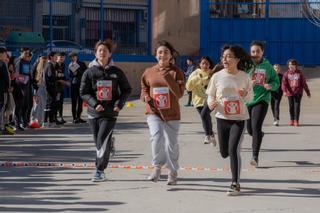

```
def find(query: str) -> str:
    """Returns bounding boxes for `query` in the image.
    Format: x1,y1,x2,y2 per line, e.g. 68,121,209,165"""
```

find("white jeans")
147,114,180,172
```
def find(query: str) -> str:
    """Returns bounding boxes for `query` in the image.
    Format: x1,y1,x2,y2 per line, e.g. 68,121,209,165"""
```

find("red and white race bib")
96,80,112,101
252,69,266,86
288,73,300,88
153,87,170,109
223,96,240,115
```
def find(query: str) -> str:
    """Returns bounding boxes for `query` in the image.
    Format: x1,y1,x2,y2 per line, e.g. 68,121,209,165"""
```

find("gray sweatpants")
147,114,180,172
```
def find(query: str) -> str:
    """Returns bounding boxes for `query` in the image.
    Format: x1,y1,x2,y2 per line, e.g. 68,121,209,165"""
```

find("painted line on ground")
2,161,318,173
0,161,253,172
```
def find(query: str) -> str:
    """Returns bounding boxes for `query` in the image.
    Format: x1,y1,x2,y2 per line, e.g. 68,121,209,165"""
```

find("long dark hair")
221,44,253,71
198,56,214,69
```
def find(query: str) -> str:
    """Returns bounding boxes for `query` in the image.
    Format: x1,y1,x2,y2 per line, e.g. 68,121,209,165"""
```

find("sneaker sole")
91,178,106,182
227,191,240,196
167,181,177,186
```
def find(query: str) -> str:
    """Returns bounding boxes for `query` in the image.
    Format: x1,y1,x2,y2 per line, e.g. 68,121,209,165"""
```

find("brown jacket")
140,64,185,121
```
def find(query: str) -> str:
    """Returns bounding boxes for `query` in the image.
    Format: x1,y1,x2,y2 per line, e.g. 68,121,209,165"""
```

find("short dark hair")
94,39,115,53
250,40,265,51
287,59,298,66
0,47,7,54
57,52,66,56
68,52,77,58
48,51,57,59
21,47,30,52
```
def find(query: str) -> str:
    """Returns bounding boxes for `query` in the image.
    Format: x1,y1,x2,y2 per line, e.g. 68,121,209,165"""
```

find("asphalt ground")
0,71,319,212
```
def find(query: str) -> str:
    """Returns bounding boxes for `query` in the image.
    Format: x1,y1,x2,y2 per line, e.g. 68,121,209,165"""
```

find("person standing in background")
184,58,195,106
68,52,87,124
14,48,32,130
55,52,68,124
0,47,10,135
270,64,283,126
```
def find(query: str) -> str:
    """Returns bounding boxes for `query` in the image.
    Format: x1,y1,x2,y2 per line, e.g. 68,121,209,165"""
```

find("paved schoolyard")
0,70,319,212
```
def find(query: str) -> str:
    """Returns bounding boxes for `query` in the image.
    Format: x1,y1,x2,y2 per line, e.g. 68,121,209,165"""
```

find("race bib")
223,96,240,115
288,73,300,88
96,80,112,101
153,87,170,109
252,68,266,86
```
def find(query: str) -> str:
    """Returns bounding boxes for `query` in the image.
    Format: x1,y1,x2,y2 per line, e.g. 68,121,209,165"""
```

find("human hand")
144,95,151,102
95,104,105,112
264,84,272,90
208,101,217,110
238,89,247,98
113,106,120,112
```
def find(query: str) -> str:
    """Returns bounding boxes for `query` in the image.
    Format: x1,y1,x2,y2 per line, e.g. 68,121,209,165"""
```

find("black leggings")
288,95,302,121
247,101,268,159
216,118,245,183
271,95,282,121
196,102,214,136
89,117,116,171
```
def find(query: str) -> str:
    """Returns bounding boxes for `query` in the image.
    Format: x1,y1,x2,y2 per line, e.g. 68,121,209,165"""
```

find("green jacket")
245,58,279,106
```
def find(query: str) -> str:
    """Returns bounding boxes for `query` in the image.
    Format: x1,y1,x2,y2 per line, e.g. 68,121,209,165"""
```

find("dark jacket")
55,62,66,92
271,73,283,98
44,61,57,98
80,61,132,118
0,61,10,93
69,60,87,85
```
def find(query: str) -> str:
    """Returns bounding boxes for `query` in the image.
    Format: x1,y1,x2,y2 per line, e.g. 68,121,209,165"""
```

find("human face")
71,55,78,62
221,49,239,70
0,52,6,61
288,62,297,71
199,59,210,70
250,45,264,64
57,55,65,63
156,46,172,67
273,65,280,74
22,50,30,60
95,44,111,65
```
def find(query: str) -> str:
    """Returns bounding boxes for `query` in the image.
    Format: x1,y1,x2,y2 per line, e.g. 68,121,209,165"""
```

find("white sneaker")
273,120,279,126
147,167,161,182
210,135,217,147
204,135,211,144
167,171,178,185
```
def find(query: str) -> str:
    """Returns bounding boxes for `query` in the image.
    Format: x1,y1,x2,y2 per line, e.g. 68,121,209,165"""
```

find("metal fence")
208,0,320,18
0,0,151,56
201,0,320,65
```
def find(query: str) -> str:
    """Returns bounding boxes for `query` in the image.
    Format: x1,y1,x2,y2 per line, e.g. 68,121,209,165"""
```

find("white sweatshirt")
206,69,253,120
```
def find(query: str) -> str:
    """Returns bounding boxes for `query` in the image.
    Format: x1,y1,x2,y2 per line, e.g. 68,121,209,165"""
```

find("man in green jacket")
246,41,279,167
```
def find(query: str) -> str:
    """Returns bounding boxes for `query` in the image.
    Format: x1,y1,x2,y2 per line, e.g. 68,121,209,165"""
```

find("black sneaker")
227,183,240,196
78,118,87,123
59,118,66,124
73,119,79,124
15,125,24,131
